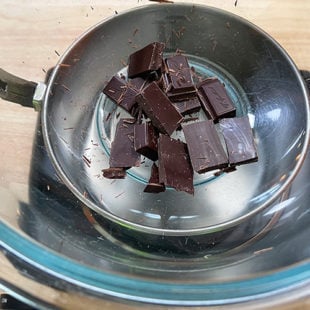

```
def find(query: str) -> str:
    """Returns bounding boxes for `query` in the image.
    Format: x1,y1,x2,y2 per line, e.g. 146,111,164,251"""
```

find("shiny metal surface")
33,82,46,112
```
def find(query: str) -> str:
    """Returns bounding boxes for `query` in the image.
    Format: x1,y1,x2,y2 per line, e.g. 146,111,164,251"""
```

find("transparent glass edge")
1,221,309,306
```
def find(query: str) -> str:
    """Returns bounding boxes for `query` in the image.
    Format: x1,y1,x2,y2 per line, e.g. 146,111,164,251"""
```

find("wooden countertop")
0,1,309,309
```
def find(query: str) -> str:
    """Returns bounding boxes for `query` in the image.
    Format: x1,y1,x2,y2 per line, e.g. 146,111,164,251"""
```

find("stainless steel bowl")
42,4,309,238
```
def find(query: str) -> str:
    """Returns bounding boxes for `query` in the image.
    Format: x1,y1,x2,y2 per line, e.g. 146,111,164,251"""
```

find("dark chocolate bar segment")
173,96,201,116
144,163,165,193
163,54,196,100
136,81,183,135
197,78,236,121
127,42,165,78
219,116,258,165
103,75,137,114
134,122,158,161
158,134,194,195
128,76,149,91
109,118,140,168
182,120,228,173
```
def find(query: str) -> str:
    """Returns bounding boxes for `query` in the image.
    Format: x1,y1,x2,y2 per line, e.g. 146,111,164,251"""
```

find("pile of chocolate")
102,42,257,194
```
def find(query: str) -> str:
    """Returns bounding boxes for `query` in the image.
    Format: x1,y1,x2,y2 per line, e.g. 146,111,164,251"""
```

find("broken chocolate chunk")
219,116,258,165
134,122,158,161
109,118,141,168
197,78,236,121
128,76,149,91
163,54,196,100
136,81,183,135
127,42,165,78
103,75,138,114
182,120,228,173
102,167,126,179
144,163,165,193
158,134,194,195
173,96,201,116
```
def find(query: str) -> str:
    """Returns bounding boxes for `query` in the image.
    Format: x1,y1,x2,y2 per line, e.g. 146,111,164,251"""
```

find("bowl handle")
0,68,37,108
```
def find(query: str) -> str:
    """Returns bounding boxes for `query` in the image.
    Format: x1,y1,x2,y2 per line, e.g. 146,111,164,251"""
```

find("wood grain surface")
0,1,309,309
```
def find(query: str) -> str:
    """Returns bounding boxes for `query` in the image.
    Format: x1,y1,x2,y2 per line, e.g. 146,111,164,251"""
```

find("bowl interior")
43,4,309,234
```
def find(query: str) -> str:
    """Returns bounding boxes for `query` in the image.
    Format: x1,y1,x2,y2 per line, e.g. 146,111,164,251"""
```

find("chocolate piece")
182,120,228,173
134,122,158,161
102,167,126,179
197,78,236,121
136,81,183,135
163,54,196,100
158,134,194,195
173,96,201,115
127,42,165,78
128,77,148,91
144,163,165,193
103,75,137,114
219,116,258,165
109,118,140,168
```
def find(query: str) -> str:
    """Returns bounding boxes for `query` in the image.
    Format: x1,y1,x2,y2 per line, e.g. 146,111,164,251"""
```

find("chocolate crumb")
82,155,92,167
115,191,125,198
102,167,126,179
106,112,112,121
133,28,139,36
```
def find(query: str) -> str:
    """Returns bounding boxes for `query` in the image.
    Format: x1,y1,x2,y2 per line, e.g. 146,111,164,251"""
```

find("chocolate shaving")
82,155,92,167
